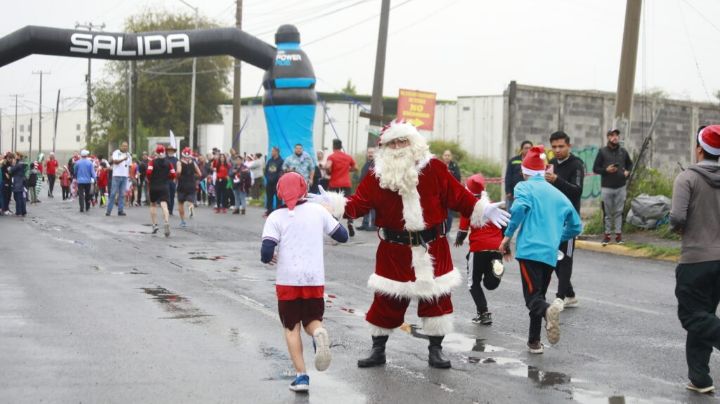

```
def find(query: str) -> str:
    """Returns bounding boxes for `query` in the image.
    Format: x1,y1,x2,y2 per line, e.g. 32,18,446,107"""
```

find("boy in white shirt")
261,172,349,393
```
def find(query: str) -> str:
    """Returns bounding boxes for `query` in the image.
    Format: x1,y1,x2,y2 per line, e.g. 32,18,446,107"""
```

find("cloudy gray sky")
1,0,719,115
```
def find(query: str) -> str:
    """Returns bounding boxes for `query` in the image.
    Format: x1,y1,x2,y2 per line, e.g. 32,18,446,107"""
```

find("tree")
341,79,357,96
91,10,232,155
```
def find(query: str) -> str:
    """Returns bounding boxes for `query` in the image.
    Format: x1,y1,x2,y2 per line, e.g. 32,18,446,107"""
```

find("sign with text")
397,89,436,130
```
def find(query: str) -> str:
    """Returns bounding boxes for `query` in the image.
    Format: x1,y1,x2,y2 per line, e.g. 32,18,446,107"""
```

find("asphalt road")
0,195,718,404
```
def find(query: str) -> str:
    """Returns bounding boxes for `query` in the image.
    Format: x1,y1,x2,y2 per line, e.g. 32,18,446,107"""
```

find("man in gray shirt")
670,125,720,394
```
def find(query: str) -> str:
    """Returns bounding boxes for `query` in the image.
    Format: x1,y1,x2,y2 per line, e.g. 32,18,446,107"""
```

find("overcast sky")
1,0,719,116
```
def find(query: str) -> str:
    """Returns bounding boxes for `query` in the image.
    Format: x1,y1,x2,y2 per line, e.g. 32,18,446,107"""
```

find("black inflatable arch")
0,25,319,164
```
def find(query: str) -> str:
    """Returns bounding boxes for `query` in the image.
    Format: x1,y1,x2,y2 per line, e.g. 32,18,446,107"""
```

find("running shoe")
615,234,624,244
527,341,544,354
180,221,187,228
313,327,332,371
601,234,611,246
686,382,715,394
289,374,309,392
471,314,483,324
348,222,355,237
564,296,579,308
479,312,493,325
152,224,159,234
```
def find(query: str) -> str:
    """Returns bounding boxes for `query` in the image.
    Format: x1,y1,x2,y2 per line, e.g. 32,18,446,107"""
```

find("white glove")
483,201,510,228
306,185,330,205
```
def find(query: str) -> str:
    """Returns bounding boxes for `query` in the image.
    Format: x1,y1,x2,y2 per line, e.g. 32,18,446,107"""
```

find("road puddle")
403,324,505,353
190,255,226,261
141,286,212,323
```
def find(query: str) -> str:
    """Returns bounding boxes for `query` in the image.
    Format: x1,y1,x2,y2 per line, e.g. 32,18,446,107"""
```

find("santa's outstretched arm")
309,173,375,219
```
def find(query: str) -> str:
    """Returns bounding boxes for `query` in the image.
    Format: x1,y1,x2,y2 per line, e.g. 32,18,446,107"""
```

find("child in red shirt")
454,174,505,325
97,162,109,206
60,166,71,200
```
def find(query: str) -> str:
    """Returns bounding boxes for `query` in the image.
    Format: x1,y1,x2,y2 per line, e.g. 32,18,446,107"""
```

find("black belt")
381,223,446,246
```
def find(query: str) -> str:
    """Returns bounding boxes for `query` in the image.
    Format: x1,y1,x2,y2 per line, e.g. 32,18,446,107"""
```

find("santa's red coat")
344,158,480,300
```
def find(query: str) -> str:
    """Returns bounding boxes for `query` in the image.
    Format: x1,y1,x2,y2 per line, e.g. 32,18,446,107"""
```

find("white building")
0,109,87,161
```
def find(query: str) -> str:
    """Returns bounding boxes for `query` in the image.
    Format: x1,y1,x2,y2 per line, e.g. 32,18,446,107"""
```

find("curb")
574,240,679,263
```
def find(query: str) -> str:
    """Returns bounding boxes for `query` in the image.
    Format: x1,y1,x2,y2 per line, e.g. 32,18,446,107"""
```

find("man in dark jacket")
670,125,720,395
593,129,633,245
9,152,27,216
264,146,284,216
546,131,585,308
505,140,533,210
442,150,462,231
357,147,376,231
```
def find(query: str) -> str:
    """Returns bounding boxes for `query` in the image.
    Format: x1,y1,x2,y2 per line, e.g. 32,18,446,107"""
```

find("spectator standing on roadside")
325,139,357,236
264,146,284,216
9,152,27,217
504,140,533,211
248,153,265,200
592,129,633,245
670,125,720,395
75,150,96,213
442,150,462,231
45,152,58,198
283,144,314,186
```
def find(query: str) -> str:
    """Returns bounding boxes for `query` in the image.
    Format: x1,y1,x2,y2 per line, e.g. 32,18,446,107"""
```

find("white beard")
375,147,420,195
374,145,430,231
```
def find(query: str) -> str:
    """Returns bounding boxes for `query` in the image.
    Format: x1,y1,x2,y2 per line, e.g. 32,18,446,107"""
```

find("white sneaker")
564,296,579,308
686,382,715,394
527,341,544,354
552,297,565,312
545,299,563,345
313,327,332,372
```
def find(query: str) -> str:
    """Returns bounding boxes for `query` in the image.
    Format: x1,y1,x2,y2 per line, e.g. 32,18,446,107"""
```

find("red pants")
365,292,453,330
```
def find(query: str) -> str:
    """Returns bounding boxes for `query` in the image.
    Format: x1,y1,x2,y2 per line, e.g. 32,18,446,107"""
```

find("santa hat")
155,144,166,154
379,118,422,146
277,172,307,216
181,147,192,158
698,125,720,156
521,145,547,177
466,173,486,195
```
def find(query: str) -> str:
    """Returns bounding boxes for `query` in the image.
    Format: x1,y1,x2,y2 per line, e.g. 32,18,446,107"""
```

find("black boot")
357,336,388,368
428,336,451,369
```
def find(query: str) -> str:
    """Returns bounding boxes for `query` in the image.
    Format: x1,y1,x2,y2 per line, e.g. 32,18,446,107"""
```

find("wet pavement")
0,195,718,403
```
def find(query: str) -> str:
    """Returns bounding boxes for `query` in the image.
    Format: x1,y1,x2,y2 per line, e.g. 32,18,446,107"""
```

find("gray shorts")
177,191,196,204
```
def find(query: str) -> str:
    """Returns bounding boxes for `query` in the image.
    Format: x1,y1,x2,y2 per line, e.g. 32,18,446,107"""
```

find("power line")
255,0,374,36
681,0,720,36
304,0,414,47
677,1,713,102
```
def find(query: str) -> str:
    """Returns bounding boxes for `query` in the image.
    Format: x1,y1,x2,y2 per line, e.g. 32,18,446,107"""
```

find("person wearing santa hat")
146,144,176,237
498,145,582,354
670,125,720,394
454,173,505,326
261,172,349,393
313,119,510,369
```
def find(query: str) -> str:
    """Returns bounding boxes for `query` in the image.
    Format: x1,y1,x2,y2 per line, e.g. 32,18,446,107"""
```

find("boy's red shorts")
277,298,324,330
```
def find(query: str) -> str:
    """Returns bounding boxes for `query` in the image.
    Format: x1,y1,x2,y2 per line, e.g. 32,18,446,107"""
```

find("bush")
583,210,604,235
428,140,503,201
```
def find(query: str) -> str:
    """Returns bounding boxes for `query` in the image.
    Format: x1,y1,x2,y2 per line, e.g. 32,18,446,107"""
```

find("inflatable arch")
0,24,317,160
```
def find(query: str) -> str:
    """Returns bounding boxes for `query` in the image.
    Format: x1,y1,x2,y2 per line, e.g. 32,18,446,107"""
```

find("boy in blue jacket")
499,145,583,354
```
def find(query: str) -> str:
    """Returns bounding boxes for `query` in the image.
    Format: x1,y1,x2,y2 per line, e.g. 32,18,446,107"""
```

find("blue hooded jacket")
504,175,583,267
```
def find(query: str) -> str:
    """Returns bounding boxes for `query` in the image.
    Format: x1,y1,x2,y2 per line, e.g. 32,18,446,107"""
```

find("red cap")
466,173,486,195
181,147,192,157
698,125,720,155
522,145,548,176
277,172,308,214
155,144,166,154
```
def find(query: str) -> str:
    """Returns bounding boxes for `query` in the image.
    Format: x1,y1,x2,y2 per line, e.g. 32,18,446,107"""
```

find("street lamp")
179,0,198,150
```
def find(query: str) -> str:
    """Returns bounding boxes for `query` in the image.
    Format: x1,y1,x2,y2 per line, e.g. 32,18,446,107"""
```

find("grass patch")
623,241,680,259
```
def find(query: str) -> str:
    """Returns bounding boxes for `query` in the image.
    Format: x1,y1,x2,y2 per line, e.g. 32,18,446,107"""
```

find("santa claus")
314,119,509,369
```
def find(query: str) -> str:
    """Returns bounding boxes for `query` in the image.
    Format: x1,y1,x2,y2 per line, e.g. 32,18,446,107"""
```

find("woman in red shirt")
212,153,231,213
45,153,59,198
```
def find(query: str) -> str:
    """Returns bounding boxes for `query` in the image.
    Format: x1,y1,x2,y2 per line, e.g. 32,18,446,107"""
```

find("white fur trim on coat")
421,314,454,336
469,191,490,228
369,324,394,336
401,190,425,231
325,191,348,219
367,267,462,301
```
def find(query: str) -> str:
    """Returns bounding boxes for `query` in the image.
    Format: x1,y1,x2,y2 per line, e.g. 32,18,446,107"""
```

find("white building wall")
457,96,506,164
1,109,87,161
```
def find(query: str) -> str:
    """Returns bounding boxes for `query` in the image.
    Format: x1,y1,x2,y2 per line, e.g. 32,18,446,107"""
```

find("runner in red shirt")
325,139,357,236
45,152,59,198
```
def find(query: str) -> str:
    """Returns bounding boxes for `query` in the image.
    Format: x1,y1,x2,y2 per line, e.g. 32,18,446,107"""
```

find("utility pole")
0,108,3,153
131,60,137,152
28,118,33,160
53,89,60,153
32,70,50,156
76,22,105,147
10,94,23,152
127,62,133,154
614,0,642,137
179,0,199,150
365,0,391,147
232,0,243,152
